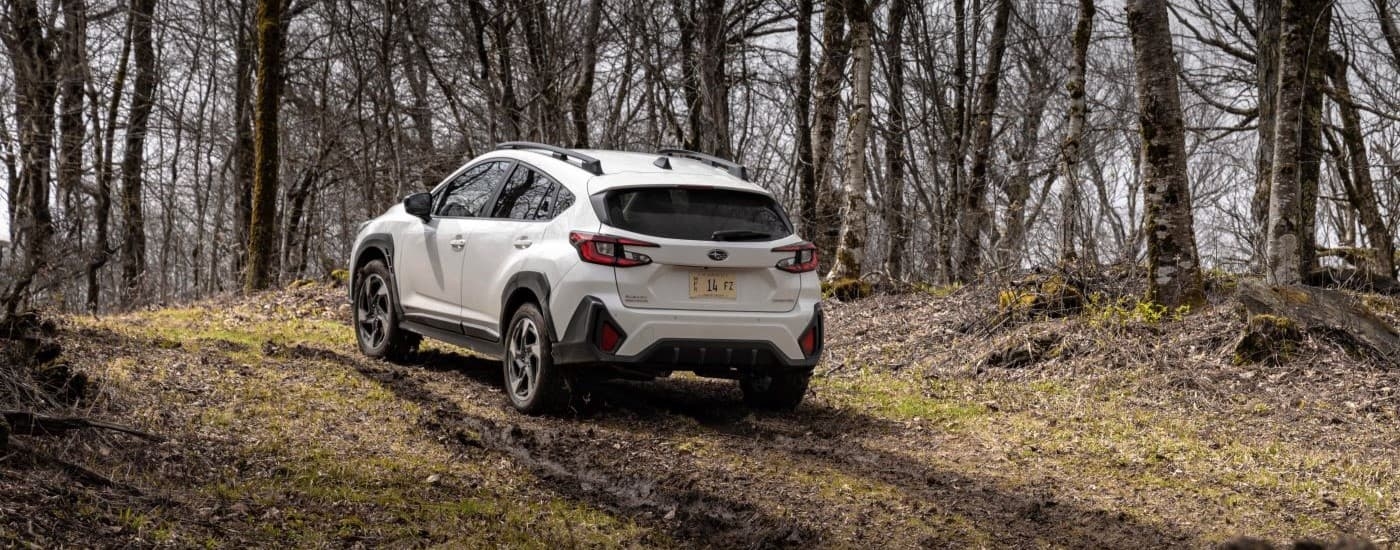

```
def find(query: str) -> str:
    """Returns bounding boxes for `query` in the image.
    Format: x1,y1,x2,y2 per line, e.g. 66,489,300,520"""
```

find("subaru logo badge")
707,249,728,261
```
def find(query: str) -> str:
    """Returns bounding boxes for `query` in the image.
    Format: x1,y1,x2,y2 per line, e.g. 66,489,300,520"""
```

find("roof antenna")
653,156,672,170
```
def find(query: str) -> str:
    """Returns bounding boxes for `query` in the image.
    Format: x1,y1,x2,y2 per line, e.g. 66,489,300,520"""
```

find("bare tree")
810,0,848,262
119,0,156,304
1059,0,1094,263
1126,0,1206,307
570,0,604,148
1265,0,1328,284
952,0,1012,282
826,0,877,283
881,0,908,279
0,0,58,317
1325,49,1395,277
244,0,288,291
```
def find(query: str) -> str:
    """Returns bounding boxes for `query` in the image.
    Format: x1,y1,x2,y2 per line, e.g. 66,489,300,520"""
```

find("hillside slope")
2,279,1396,548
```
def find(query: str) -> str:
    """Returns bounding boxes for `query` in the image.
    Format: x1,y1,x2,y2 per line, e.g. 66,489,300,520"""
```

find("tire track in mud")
323,348,814,548
309,345,1197,548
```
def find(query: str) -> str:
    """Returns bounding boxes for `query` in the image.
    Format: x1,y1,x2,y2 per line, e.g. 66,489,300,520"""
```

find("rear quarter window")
603,187,792,241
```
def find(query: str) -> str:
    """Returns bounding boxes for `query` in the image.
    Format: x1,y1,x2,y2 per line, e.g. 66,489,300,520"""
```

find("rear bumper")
551,296,823,376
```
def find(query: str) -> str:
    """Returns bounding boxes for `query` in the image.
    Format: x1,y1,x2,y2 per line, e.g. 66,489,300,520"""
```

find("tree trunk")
825,0,875,284
569,0,604,148
1059,0,1094,263
231,0,255,279
952,0,1012,282
811,0,849,265
882,0,908,279
245,0,287,291
1125,0,1206,308
1,0,59,317
1326,52,1396,277
119,0,157,306
1265,0,1328,285
794,0,817,238
1296,5,1330,275
1252,0,1280,237
86,9,132,312
57,0,88,244
696,0,731,157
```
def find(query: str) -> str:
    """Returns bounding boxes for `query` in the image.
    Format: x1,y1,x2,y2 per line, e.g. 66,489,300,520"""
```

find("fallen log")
1305,266,1400,295
1235,279,1400,365
0,410,163,443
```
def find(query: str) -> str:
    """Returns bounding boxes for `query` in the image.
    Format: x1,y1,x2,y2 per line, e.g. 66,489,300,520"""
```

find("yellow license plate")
689,272,737,299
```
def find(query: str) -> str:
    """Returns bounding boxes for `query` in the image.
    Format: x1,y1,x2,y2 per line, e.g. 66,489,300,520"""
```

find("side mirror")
404,192,433,222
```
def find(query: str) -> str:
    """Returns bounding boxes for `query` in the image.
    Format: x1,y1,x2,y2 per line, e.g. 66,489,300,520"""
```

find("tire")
740,371,811,411
502,303,572,414
353,259,420,361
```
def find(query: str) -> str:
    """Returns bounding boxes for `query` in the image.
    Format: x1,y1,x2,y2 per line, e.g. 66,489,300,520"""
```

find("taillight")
799,325,818,356
569,231,658,267
773,241,819,273
598,321,624,353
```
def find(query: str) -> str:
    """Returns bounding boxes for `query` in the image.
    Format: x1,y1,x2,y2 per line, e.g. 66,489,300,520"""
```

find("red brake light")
570,231,658,267
773,241,819,273
599,321,623,352
799,325,817,356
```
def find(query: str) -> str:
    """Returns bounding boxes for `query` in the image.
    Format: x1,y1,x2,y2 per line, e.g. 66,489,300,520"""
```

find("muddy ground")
2,280,1397,548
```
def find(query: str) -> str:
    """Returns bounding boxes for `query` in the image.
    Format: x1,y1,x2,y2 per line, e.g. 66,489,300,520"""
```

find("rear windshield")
603,187,792,241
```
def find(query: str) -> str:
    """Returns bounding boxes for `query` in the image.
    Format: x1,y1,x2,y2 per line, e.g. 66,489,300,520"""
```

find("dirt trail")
332,345,1193,548
6,283,1397,547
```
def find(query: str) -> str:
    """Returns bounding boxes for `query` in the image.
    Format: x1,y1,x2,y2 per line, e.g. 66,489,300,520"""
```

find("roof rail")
496,142,603,175
657,148,749,181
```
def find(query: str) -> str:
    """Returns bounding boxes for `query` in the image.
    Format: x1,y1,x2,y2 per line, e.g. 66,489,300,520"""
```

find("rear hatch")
599,186,803,313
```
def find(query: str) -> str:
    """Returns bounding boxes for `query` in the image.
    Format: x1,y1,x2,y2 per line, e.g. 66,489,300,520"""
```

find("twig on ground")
0,410,164,442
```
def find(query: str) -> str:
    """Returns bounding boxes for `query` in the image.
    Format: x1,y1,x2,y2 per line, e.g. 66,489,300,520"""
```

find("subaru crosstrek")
349,143,823,413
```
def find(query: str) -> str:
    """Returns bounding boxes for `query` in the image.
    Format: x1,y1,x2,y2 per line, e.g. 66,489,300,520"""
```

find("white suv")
349,143,823,413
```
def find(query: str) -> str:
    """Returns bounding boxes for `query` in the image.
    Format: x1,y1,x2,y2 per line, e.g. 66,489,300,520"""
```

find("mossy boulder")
1234,314,1302,365
998,274,1084,318
823,278,872,302
981,330,1068,369
329,268,351,286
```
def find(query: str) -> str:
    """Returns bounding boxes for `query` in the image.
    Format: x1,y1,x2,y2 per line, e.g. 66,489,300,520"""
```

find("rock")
1235,279,1400,365
981,329,1067,369
1234,314,1302,365
823,278,872,302
998,273,1084,319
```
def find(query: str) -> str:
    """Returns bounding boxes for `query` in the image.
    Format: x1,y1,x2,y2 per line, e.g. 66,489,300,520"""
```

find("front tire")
354,259,419,361
740,371,811,411
502,303,571,414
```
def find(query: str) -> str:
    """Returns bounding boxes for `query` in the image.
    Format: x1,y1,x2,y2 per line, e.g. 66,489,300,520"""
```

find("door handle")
514,236,533,249
450,238,466,251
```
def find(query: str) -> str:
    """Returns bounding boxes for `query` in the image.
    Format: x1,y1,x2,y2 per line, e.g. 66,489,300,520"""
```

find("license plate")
690,272,737,299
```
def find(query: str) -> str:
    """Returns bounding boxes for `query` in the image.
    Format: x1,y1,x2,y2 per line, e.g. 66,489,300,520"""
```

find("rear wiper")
710,229,772,241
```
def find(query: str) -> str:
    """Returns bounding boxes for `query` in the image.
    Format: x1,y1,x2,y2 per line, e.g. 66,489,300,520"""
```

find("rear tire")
502,303,572,414
354,259,420,361
740,371,811,411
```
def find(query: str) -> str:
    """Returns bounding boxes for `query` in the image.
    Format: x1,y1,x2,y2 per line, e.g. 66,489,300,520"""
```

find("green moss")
822,278,872,301
1233,314,1302,365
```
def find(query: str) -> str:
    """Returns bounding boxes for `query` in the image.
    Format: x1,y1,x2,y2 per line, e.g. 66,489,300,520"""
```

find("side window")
436,161,509,217
491,167,557,220
552,187,576,218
